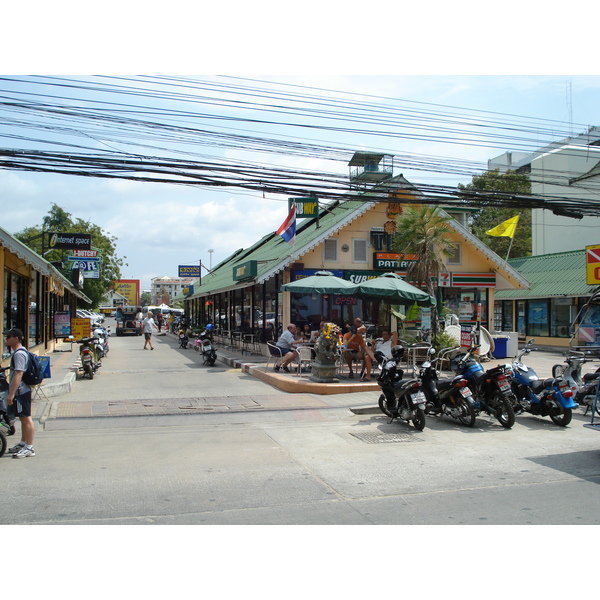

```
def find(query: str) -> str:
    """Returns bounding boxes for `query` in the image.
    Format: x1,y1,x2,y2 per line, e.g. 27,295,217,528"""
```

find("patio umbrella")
350,272,436,306
280,270,357,294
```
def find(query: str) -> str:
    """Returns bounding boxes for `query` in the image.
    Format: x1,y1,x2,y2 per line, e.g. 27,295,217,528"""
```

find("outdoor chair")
295,345,313,376
266,341,284,370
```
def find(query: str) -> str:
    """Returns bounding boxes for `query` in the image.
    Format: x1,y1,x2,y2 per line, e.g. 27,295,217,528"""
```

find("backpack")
13,348,45,386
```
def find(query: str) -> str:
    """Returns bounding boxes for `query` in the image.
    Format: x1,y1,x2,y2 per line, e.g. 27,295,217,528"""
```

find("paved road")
2,329,599,525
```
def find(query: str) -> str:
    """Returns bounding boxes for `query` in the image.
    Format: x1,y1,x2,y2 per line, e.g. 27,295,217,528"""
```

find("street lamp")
208,249,214,270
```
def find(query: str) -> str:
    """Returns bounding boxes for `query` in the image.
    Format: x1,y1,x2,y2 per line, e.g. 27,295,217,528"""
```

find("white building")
150,275,194,305
489,126,600,255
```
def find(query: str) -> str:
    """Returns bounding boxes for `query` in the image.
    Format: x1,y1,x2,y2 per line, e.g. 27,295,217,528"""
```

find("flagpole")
505,236,514,261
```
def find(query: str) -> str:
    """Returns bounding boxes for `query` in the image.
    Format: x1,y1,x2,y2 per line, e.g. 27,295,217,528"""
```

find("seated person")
272,324,299,373
300,323,312,341
342,325,373,381
353,317,367,335
374,329,399,359
310,321,325,342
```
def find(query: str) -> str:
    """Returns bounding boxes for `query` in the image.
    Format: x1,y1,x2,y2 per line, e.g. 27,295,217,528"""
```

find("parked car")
115,306,142,336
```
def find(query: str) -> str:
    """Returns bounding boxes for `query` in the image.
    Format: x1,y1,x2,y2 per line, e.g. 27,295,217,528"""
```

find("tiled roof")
495,250,598,299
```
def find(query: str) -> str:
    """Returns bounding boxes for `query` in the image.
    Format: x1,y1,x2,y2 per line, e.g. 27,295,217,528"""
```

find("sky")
2,6,599,296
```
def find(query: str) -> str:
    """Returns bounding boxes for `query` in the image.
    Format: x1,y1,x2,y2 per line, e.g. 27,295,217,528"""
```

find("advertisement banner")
71,317,91,339
54,311,71,338
113,279,140,306
179,265,201,278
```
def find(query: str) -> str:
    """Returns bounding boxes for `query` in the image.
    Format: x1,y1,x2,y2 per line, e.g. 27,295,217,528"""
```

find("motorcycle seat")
583,372,600,383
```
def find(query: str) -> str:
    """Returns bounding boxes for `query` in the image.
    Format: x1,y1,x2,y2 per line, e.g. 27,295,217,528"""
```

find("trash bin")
492,336,508,359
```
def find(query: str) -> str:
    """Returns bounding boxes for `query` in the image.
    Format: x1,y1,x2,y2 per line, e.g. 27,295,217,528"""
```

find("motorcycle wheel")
84,362,94,380
378,394,394,418
456,399,476,427
0,431,6,458
552,364,565,378
412,407,426,431
550,407,572,427
495,391,515,428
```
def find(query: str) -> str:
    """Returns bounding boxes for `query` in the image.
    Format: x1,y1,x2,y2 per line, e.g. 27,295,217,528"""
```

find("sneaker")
8,442,26,454
12,445,35,459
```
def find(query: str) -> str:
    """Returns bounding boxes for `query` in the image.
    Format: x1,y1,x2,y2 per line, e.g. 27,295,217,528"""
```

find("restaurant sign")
233,260,258,281
373,252,419,270
288,197,319,219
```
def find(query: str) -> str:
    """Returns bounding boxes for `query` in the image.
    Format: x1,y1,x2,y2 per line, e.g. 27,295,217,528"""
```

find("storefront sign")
48,232,91,250
179,265,201,278
373,253,419,270
451,273,496,287
288,197,319,219
233,260,257,281
344,270,399,284
333,296,358,305
54,311,71,338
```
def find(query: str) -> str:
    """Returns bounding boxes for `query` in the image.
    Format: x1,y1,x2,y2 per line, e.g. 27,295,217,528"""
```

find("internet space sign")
48,232,91,250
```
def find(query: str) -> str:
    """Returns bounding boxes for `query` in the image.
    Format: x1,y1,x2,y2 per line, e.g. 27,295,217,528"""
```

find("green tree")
458,169,531,259
15,203,126,307
394,205,457,337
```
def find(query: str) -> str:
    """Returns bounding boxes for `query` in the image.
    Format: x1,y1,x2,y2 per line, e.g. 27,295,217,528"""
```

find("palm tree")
394,205,457,338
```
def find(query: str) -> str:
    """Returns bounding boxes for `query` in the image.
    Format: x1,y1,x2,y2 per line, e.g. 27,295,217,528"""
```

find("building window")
550,297,574,337
447,244,461,265
323,239,337,262
352,239,368,263
527,300,549,336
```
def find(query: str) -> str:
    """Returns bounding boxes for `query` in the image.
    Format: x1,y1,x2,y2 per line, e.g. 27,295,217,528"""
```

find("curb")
218,353,379,395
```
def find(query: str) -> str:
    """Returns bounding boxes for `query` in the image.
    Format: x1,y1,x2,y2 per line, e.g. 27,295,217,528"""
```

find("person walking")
143,311,158,350
156,310,164,333
3,328,35,458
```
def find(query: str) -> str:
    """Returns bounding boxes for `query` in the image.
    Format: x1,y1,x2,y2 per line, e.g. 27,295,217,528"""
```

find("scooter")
508,339,578,426
419,347,477,427
195,324,217,366
551,351,600,416
93,326,110,360
375,346,427,431
77,337,100,379
450,345,516,428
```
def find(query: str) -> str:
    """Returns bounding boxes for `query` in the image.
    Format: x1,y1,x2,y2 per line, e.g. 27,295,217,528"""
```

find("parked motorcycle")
551,351,600,417
419,347,477,427
508,339,578,426
77,337,100,379
194,324,217,366
93,326,110,360
450,345,516,428
178,327,189,349
375,346,427,431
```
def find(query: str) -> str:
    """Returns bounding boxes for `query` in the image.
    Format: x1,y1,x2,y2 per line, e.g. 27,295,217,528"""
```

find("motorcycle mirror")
527,338,535,345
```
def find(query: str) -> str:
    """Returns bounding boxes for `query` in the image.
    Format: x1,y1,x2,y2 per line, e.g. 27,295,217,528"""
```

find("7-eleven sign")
586,245,600,284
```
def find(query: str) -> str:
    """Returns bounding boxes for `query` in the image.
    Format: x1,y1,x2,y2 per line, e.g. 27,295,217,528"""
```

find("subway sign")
373,252,419,270
233,260,258,281
289,197,319,219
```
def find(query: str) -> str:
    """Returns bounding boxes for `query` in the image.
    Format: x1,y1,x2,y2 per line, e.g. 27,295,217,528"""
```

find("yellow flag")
486,215,519,238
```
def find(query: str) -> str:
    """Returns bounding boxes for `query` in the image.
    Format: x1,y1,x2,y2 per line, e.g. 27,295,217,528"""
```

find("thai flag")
276,202,296,245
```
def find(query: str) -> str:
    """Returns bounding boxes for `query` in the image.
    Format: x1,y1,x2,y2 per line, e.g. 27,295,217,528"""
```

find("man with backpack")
3,328,35,458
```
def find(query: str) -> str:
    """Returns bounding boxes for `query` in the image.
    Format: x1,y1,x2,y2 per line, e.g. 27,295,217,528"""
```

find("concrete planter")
309,358,339,383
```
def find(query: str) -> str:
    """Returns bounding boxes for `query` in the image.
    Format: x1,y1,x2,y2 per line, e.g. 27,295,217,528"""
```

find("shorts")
144,332,152,340
11,391,32,418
